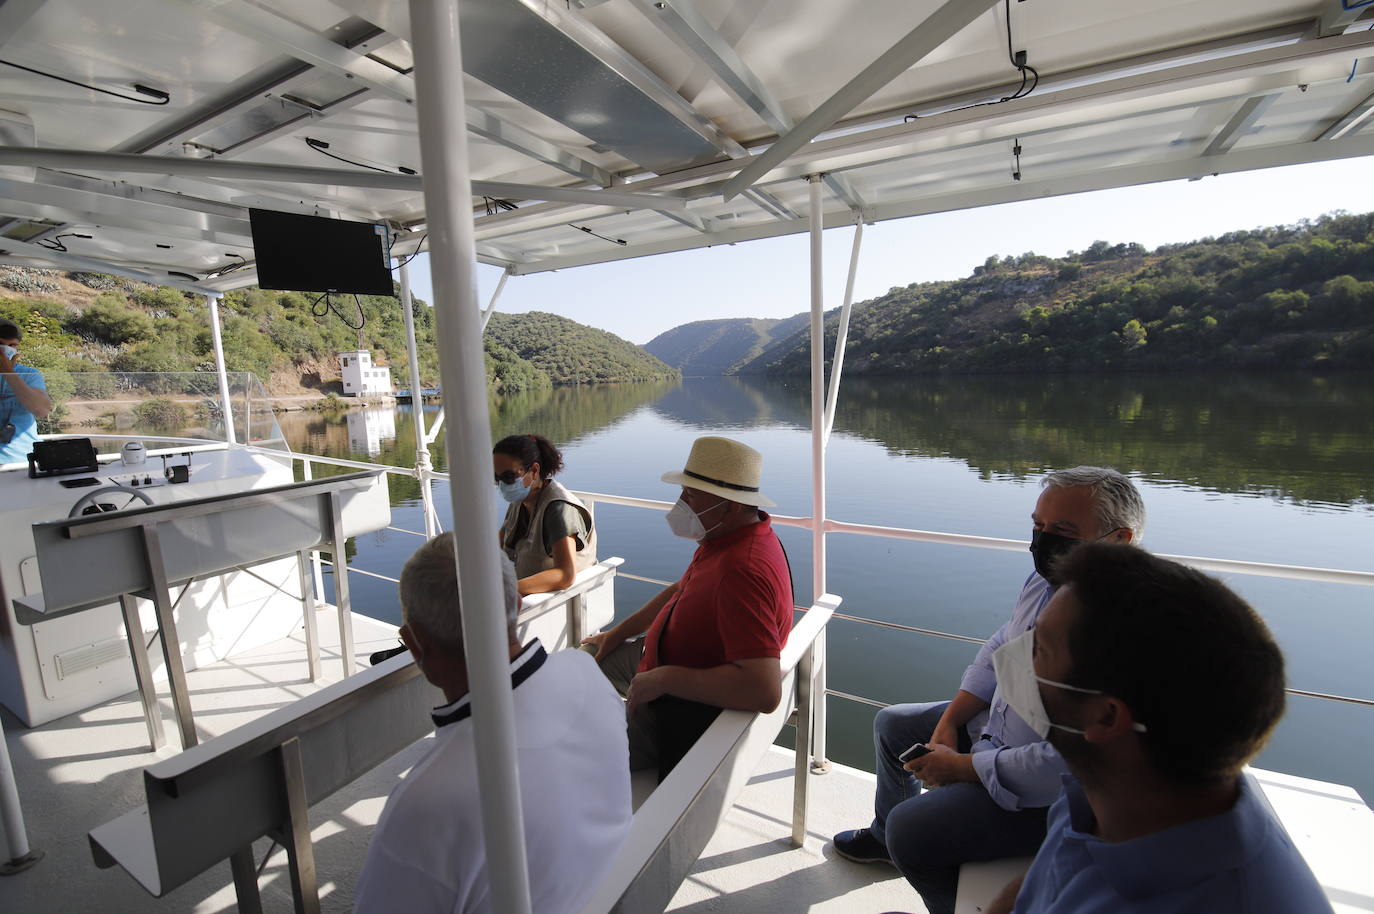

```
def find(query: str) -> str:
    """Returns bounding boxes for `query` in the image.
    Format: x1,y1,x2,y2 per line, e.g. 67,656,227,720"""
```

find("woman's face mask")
992,628,1147,739
498,478,531,503
494,463,534,503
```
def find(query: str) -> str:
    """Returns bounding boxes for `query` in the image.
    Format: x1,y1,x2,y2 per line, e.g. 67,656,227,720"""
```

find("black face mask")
1029,529,1080,584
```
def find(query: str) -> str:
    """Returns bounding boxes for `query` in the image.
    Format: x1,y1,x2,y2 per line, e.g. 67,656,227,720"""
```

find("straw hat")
661,436,775,507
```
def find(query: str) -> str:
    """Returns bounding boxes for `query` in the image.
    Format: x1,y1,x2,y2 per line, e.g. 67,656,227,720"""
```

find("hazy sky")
403,156,1374,345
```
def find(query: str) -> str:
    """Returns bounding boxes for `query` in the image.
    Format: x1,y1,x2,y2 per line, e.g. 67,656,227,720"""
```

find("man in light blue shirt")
987,543,1331,914
832,467,1145,914
0,318,52,466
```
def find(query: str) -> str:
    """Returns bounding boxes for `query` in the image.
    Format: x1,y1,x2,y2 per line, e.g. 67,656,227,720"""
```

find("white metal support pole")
424,264,509,446
805,176,830,772
408,3,533,914
206,294,237,445
0,715,41,874
823,219,864,444
481,267,511,332
398,259,439,537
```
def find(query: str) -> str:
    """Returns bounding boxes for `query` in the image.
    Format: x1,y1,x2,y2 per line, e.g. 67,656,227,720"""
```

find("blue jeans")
871,702,1049,914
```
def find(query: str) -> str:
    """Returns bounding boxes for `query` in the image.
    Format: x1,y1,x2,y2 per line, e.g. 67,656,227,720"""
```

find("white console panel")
0,447,304,727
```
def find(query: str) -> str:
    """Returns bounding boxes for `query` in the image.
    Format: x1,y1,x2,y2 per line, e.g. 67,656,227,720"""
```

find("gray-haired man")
354,537,631,914
832,467,1146,914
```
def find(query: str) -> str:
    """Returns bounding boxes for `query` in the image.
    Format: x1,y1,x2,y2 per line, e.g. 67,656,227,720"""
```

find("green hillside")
741,211,1374,376
0,276,670,420
485,311,678,384
644,313,807,376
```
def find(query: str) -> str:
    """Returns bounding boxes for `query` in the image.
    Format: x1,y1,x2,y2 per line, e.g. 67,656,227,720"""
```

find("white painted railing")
234,453,1374,709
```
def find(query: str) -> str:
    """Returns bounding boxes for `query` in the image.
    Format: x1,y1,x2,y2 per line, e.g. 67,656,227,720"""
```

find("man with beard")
986,543,1332,914
833,467,1145,914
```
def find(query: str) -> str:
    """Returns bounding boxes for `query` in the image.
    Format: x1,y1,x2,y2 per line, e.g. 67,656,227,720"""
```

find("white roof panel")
0,0,1369,286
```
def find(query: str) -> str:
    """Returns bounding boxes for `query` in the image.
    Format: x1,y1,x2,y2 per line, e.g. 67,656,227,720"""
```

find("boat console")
0,443,306,729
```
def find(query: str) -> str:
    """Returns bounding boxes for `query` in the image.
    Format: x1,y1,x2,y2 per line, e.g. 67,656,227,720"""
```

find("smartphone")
59,476,101,488
898,741,932,763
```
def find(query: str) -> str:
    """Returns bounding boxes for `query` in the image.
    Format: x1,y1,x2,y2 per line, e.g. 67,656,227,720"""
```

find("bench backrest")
88,556,625,902
90,652,440,893
578,593,840,914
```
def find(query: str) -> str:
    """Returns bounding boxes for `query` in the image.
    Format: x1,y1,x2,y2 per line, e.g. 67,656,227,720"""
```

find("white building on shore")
338,350,392,397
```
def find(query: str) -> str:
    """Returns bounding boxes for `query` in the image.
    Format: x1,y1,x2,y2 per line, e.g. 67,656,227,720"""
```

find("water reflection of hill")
491,381,677,443
666,373,1374,508
648,376,808,429
278,381,676,500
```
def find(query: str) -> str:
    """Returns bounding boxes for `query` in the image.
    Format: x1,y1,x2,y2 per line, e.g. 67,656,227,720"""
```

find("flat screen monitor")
249,209,393,296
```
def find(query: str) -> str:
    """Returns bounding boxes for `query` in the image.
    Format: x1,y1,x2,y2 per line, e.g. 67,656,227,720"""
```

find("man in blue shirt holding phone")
833,467,1145,914
986,543,1331,914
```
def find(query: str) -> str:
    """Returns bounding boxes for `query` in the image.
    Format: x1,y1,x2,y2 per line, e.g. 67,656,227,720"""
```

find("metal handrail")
255,456,1374,710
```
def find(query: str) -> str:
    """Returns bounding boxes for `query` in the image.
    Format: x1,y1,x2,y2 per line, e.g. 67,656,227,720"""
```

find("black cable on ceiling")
904,0,1039,123
34,232,92,253
390,233,428,271
304,137,416,175
0,59,169,105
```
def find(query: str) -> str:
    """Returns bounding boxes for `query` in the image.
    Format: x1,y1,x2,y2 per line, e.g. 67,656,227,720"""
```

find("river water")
277,372,1374,802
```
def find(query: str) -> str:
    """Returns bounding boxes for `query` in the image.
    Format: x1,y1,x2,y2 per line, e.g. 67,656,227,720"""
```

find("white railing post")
206,293,236,445
299,458,327,602
398,257,439,537
823,218,864,444
408,3,533,913
806,176,831,773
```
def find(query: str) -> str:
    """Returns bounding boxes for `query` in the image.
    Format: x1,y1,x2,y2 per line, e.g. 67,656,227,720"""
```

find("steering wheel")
69,485,156,518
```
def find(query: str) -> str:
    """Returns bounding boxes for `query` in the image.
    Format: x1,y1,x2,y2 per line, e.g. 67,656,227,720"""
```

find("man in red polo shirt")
582,436,794,779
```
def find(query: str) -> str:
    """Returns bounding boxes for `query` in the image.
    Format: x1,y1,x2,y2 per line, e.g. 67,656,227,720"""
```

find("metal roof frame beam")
821,22,1313,137
168,0,612,187
722,0,1002,200
1315,85,1374,140
1202,93,1281,156
508,132,1374,275
1318,0,1374,36
0,236,223,294
631,0,867,214
470,30,1374,243
514,0,739,156
110,17,385,156
0,148,685,210
0,0,46,53
699,26,1374,195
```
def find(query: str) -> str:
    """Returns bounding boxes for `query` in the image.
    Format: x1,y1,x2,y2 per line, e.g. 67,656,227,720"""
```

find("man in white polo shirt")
354,537,631,914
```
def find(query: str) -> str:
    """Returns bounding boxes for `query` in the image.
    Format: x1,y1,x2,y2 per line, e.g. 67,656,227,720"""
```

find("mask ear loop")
1037,676,1149,733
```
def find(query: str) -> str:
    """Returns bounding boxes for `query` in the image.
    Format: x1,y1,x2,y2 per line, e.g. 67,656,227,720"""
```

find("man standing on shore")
0,317,52,466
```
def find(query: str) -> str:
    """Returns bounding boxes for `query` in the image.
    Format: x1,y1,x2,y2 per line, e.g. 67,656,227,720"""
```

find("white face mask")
992,628,1147,739
665,497,725,541
0,344,16,362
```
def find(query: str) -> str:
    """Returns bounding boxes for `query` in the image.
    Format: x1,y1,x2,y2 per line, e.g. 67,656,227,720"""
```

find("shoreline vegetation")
4,210,1371,433
646,210,1374,377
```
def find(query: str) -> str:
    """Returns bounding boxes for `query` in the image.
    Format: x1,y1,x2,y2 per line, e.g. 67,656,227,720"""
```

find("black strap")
682,468,759,493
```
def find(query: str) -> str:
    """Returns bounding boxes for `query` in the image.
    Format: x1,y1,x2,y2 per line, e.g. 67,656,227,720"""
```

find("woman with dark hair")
493,433,597,595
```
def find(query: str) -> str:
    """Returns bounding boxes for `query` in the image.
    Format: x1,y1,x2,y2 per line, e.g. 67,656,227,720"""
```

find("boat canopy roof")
0,0,1371,290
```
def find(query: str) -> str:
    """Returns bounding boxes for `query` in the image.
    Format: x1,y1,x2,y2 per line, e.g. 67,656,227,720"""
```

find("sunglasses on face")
494,469,526,485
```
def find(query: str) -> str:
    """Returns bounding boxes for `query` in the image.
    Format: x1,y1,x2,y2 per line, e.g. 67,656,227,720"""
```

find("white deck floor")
0,610,915,913
3,610,1370,914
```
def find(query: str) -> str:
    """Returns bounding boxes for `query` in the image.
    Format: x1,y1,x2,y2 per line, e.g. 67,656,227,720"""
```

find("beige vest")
500,478,597,579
